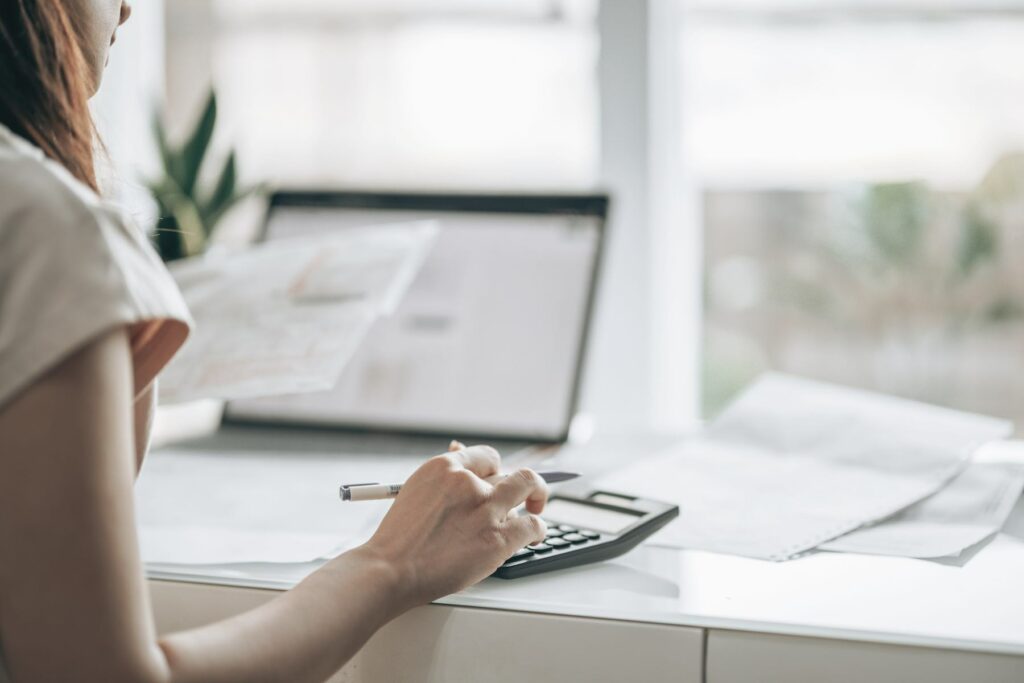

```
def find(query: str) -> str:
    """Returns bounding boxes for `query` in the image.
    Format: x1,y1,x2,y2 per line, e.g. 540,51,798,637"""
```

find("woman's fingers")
503,513,548,549
491,467,549,515
447,444,500,479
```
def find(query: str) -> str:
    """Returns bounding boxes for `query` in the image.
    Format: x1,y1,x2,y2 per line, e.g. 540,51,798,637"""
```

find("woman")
0,2,549,681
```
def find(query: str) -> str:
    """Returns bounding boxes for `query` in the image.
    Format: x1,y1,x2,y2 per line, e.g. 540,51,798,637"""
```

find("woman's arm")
0,327,547,682
133,384,155,471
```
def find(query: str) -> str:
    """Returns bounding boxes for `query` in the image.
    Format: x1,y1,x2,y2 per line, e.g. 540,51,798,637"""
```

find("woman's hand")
359,445,549,608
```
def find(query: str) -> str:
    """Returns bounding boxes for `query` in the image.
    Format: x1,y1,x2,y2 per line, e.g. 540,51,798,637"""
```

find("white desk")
145,432,1024,682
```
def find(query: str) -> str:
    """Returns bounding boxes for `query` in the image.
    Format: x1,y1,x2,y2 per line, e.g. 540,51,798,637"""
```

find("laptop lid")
223,191,608,444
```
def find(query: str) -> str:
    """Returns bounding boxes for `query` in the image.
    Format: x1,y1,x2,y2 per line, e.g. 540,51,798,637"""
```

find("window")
168,0,599,189
161,1,1024,427
690,1,1024,426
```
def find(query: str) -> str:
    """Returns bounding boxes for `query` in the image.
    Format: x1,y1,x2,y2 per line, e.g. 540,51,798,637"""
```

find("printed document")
158,222,436,404
820,459,1024,558
595,374,1012,561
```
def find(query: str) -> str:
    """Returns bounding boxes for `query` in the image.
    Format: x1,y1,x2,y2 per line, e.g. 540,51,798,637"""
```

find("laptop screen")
224,193,606,443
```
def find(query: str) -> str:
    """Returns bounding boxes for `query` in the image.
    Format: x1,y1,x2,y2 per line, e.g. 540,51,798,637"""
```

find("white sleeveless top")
0,123,193,681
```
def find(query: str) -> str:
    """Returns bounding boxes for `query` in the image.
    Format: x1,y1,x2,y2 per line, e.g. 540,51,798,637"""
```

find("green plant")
778,172,1022,338
149,90,255,262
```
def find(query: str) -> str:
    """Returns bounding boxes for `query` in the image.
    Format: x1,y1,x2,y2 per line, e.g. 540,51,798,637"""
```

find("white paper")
819,460,1024,558
135,448,424,565
595,374,1012,561
140,527,344,565
158,223,437,404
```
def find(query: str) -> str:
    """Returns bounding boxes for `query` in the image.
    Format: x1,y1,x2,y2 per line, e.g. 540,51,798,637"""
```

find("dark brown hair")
0,0,98,191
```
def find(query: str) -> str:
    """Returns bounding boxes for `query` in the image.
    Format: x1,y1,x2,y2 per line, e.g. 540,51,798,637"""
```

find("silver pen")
340,471,580,502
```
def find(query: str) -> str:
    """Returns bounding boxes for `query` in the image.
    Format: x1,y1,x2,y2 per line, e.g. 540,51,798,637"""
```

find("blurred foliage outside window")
691,2,1024,427
703,165,1024,423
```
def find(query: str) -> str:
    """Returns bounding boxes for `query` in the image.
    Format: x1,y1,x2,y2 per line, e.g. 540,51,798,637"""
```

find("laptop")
200,190,608,460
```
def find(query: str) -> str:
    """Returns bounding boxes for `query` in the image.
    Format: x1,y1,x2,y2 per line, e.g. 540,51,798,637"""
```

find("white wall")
91,0,165,223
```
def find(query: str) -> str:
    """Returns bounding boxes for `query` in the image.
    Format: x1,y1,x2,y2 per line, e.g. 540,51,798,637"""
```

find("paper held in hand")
158,222,437,404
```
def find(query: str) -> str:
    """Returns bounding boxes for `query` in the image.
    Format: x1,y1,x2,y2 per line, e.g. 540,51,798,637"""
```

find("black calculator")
492,490,679,579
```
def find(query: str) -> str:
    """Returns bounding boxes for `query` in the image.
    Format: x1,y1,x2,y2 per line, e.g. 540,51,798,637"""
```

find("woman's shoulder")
0,124,107,238
0,124,170,291
0,126,192,409
0,121,190,326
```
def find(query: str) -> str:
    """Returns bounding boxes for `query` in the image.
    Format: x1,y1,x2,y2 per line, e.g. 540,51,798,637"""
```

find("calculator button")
504,548,533,564
528,543,553,553
580,530,601,540
546,537,571,549
562,533,587,544
558,525,578,533
545,528,566,538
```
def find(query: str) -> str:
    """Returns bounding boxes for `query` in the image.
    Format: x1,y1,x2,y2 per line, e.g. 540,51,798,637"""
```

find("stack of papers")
159,222,437,404
820,458,1024,558
596,374,1015,561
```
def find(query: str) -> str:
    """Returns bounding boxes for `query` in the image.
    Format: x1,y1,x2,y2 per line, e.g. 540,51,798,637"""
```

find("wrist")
338,543,420,619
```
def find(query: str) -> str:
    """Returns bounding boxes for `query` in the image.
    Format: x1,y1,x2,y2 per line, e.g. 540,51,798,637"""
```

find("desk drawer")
706,629,1024,683
359,605,703,683
150,580,704,683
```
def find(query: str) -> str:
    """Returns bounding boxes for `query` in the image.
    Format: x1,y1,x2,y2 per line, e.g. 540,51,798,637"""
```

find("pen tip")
541,471,582,484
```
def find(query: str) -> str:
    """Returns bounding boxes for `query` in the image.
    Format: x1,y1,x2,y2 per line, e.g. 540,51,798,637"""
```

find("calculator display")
543,499,641,534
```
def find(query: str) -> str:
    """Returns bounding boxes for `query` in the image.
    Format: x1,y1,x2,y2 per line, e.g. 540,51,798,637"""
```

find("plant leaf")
201,150,238,236
152,110,187,189
203,184,263,238
169,197,207,259
181,90,218,196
